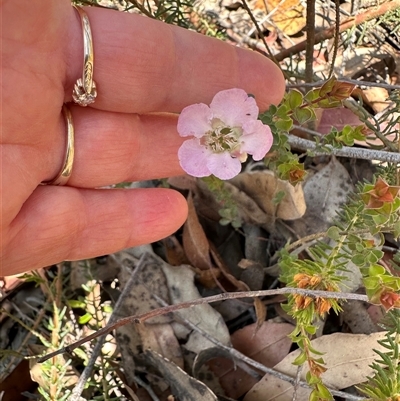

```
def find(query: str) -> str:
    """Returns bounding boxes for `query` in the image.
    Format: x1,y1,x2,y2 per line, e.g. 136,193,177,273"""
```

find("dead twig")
38,287,369,363
151,293,366,401
240,0,280,67
288,134,400,163
274,0,400,62
305,0,315,83
328,0,341,79
287,79,400,90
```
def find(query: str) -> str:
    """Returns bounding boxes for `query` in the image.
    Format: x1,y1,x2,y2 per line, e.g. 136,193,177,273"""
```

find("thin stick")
305,0,315,83
274,0,400,62
151,294,365,401
288,134,400,163
328,0,340,79
241,0,280,67
38,287,368,363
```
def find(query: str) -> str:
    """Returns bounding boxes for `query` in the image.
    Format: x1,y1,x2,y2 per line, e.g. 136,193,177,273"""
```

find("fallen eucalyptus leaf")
145,349,218,401
244,332,386,401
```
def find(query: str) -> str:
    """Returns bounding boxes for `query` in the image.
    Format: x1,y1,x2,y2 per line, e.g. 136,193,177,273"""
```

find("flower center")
202,119,242,154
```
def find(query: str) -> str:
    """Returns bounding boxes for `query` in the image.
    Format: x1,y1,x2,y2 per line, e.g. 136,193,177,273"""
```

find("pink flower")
177,88,273,180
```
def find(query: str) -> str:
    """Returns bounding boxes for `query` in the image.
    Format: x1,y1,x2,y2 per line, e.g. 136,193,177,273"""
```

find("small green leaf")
73,348,89,363
287,89,303,109
372,213,389,226
103,304,113,314
78,313,92,325
275,118,293,132
293,352,307,365
317,383,334,400
326,226,340,241
219,218,231,226
305,325,317,335
369,264,386,276
367,249,384,264
363,276,381,290
307,373,321,385
304,88,321,103
309,389,320,401
293,107,313,124
67,300,86,309
394,221,400,239
351,254,367,267
319,76,336,96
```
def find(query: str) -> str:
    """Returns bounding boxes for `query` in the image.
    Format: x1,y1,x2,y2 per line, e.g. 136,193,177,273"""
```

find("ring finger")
43,106,185,188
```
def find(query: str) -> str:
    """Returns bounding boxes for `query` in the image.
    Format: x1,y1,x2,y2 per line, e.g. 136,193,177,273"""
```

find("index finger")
64,6,285,113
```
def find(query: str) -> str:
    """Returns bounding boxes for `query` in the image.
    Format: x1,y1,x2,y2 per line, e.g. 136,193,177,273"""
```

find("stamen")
202,122,243,154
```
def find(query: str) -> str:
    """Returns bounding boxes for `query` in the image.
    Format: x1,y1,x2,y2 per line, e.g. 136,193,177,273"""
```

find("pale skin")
1,0,285,276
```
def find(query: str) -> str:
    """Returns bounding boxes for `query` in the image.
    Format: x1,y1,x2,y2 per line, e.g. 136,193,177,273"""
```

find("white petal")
241,121,273,160
210,88,259,127
178,139,212,177
177,103,213,138
207,152,242,180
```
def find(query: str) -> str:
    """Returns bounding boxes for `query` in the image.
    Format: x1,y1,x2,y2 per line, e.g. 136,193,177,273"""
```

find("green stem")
325,212,359,271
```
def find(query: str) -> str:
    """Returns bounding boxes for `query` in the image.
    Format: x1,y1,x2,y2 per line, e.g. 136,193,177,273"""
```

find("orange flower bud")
316,297,332,315
294,273,311,288
309,360,327,378
310,275,322,286
364,178,400,209
380,291,400,311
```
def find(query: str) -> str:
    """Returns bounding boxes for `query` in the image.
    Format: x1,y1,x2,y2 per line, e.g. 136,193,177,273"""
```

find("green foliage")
259,78,400,400
260,77,361,185
201,175,242,227
322,124,367,147
278,172,400,399
37,305,74,401
16,264,123,400
359,310,400,400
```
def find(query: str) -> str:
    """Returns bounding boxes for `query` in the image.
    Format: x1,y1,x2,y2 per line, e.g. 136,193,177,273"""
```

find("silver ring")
72,5,97,106
41,105,75,186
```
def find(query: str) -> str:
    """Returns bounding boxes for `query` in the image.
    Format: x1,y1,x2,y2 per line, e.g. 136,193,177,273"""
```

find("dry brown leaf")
114,252,176,386
253,297,267,333
183,193,212,271
145,350,218,401
255,0,306,35
244,332,387,401
194,266,222,288
210,244,249,291
160,263,231,354
163,235,190,266
360,87,390,114
136,323,184,369
0,359,36,401
288,157,354,237
230,170,306,221
208,322,294,399
117,258,171,324
196,178,272,227
334,47,392,78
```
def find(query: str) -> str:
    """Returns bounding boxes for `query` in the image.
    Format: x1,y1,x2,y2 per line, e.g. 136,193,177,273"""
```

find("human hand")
1,0,285,275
